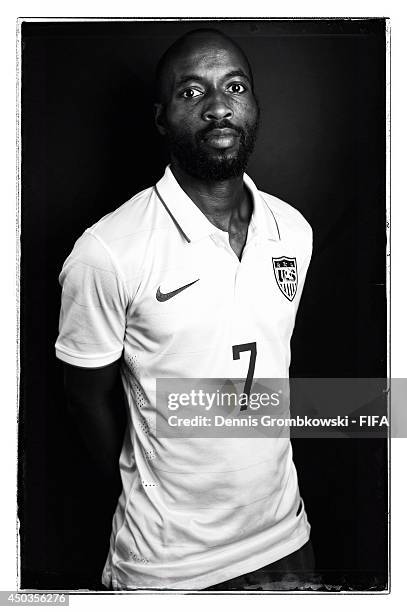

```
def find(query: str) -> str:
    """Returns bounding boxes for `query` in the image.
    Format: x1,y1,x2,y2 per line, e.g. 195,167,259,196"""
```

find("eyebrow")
175,69,251,88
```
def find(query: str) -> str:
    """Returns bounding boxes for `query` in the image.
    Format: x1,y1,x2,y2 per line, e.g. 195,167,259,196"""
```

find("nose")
202,91,233,122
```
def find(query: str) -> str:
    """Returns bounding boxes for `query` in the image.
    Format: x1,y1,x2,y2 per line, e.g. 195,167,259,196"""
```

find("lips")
204,128,239,138
202,127,240,149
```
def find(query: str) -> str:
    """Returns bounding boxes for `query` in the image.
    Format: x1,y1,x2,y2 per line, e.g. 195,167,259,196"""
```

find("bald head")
153,27,259,181
155,28,254,104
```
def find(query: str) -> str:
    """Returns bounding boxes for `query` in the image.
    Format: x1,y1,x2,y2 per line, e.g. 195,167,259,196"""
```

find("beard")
165,112,260,181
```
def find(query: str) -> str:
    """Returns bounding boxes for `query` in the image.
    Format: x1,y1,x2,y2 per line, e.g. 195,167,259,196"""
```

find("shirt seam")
55,344,121,360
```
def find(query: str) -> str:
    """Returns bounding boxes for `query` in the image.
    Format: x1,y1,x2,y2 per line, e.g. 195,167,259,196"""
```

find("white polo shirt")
55,165,313,590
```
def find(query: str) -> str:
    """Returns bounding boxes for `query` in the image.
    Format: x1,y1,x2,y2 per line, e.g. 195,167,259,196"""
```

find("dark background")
20,19,387,590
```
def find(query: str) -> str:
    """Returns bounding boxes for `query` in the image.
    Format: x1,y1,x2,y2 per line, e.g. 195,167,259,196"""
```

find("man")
56,28,314,590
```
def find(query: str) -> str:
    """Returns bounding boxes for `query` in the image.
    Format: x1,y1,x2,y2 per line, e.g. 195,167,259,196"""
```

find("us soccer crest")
272,256,298,301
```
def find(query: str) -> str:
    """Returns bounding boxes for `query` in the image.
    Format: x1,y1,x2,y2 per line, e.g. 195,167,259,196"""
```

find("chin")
194,159,248,181
208,151,239,164
171,142,252,181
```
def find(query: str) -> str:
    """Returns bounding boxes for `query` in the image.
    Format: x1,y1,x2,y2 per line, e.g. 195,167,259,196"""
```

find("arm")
56,231,129,494
62,359,126,495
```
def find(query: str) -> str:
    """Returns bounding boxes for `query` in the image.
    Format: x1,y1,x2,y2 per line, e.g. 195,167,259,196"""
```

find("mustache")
197,120,245,141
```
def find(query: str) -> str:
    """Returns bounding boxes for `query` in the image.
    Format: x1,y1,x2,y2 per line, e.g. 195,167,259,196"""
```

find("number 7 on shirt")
232,342,257,411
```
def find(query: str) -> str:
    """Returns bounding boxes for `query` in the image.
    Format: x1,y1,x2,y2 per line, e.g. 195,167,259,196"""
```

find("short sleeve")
55,230,128,368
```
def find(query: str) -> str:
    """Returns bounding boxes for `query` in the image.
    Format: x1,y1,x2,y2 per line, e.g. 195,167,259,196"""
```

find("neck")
170,160,250,231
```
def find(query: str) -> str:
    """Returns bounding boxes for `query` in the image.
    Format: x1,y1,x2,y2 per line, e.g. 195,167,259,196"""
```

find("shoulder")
259,189,313,243
88,184,165,246
64,183,172,280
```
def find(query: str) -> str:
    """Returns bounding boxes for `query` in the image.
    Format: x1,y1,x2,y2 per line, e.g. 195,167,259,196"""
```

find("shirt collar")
155,164,281,243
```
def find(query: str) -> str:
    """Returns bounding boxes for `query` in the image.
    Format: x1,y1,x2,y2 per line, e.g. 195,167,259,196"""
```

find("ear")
154,103,167,136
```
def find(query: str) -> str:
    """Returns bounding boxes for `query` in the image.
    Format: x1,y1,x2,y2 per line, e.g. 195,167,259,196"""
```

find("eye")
181,87,203,99
227,82,247,94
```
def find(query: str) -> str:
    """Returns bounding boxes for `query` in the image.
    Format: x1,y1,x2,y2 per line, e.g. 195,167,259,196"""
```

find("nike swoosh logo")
156,279,200,302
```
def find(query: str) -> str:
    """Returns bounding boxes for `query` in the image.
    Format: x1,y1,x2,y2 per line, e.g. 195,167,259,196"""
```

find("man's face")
155,37,260,181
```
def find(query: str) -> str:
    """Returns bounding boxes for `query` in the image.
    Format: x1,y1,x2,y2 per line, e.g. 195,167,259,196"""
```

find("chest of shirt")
124,234,304,351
